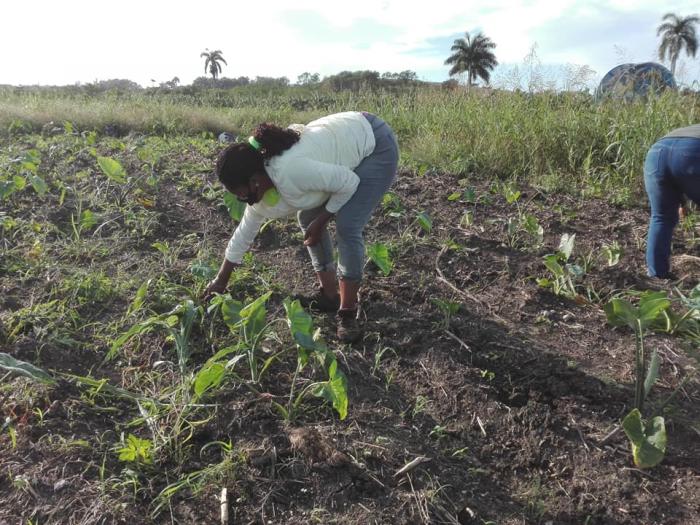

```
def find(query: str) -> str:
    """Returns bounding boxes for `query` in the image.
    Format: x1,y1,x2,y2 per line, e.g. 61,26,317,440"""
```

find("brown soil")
2,167,699,525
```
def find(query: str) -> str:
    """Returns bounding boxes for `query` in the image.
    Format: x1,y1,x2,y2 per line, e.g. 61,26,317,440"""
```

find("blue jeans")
644,137,700,277
298,113,399,281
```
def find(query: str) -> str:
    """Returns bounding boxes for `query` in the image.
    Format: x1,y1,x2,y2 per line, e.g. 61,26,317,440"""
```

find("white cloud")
0,0,697,86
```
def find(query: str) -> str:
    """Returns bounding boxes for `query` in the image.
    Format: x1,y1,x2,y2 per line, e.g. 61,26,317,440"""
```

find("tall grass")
1,85,697,199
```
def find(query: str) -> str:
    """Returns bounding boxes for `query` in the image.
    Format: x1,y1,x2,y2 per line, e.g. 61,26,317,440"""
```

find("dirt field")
1,136,699,524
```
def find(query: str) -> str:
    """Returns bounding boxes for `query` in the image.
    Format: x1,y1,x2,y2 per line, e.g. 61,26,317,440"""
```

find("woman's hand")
202,278,228,301
304,210,333,247
304,219,325,246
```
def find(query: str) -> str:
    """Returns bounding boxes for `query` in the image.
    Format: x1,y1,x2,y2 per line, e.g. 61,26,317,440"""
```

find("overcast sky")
1,0,698,88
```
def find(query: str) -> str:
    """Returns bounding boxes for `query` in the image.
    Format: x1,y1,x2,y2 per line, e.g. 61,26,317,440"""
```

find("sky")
1,0,699,89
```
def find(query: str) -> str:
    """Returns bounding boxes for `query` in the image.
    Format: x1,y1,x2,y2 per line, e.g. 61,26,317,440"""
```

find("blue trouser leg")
335,115,399,281
644,137,700,277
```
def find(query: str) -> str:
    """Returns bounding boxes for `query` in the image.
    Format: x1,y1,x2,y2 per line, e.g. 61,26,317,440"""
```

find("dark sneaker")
297,287,340,313
336,308,362,343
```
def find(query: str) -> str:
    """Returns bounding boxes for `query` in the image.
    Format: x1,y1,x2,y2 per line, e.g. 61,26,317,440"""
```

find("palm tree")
657,12,699,76
445,32,498,89
200,49,227,80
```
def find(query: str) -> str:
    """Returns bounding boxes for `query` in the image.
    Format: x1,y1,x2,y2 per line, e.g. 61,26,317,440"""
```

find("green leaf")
0,353,55,384
28,175,47,196
80,209,97,230
417,212,432,234
622,409,666,469
283,298,316,351
223,192,246,221
643,350,660,398
13,175,26,191
127,280,151,317
262,188,280,206
194,362,226,397
0,176,25,200
543,254,564,277
463,187,477,203
239,291,272,340
151,241,169,255
638,291,671,330
604,298,638,329
505,188,521,204
447,191,462,201
558,233,575,260
97,156,127,183
118,434,152,464
366,242,392,276
221,298,243,329
190,261,217,281
63,121,74,134
314,364,349,420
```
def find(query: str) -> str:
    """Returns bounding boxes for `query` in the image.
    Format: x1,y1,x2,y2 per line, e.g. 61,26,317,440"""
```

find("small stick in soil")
444,330,472,354
599,425,621,446
394,456,431,477
476,416,487,436
220,487,229,525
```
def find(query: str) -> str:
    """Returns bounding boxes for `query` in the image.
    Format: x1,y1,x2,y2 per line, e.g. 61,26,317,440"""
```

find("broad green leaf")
0,353,55,384
221,298,243,329
314,363,348,420
194,362,226,397
262,188,280,206
367,242,392,276
190,261,217,281
543,254,564,277
565,263,585,279
204,345,240,366
239,291,272,341
558,233,575,261
447,191,462,201
505,189,521,204
604,298,638,329
13,175,26,191
622,409,666,468
638,292,671,330
63,121,74,134
0,178,23,200
643,349,660,397
151,241,169,255
417,211,432,234
29,175,49,197
283,298,315,351
97,156,127,183
223,192,246,221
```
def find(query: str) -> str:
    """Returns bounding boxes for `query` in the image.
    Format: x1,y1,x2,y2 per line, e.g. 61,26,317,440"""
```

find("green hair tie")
248,136,262,151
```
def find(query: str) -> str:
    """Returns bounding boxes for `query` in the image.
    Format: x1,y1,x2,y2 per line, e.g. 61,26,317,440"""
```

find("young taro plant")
604,291,671,468
537,233,582,299
502,185,543,250
202,291,280,385
277,298,348,421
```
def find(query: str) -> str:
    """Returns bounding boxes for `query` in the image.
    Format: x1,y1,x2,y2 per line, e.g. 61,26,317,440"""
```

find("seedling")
600,241,622,267
382,192,404,217
605,291,671,468
431,298,461,329
366,242,393,276
279,299,348,421
537,233,583,299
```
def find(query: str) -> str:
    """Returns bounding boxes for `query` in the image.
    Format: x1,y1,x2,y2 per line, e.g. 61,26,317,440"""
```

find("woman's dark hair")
215,123,300,190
